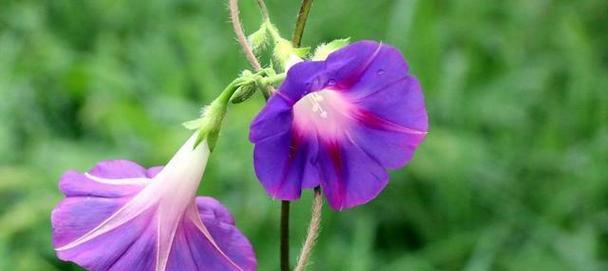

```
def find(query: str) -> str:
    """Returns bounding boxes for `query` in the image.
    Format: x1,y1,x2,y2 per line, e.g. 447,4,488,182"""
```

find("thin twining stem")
228,0,262,71
255,0,270,21
292,0,314,47
294,187,323,271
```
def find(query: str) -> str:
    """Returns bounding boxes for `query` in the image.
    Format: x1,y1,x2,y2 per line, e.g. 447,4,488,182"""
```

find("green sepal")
248,23,269,54
182,119,202,130
192,121,221,151
184,65,287,151
184,97,228,151
312,38,351,60
182,112,206,130
273,39,295,68
294,47,311,58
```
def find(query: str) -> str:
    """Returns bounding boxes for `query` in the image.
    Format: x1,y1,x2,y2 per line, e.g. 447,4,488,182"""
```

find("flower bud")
230,81,258,104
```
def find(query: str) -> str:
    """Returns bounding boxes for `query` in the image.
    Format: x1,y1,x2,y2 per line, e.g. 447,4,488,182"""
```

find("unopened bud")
230,82,258,104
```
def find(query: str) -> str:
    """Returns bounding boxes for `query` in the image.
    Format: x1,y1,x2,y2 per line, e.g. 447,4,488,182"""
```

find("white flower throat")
309,92,328,119
293,89,355,140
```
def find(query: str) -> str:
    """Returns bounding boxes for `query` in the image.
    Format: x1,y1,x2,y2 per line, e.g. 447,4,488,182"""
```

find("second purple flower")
250,40,428,210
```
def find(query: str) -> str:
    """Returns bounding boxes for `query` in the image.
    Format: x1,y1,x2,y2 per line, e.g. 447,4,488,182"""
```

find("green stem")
261,72,286,86
255,0,270,21
294,187,323,271
280,201,291,271
292,0,314,47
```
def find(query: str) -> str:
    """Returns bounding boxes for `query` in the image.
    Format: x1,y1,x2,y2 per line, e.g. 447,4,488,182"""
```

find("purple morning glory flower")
51,134,256,271
250,40,428,210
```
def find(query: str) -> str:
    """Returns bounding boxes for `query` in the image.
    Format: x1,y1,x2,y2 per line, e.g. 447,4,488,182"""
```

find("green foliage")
0,0,606,270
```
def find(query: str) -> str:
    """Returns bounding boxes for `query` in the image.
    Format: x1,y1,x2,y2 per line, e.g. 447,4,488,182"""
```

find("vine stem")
228,0,262,71
294,187,323,271
280,201,291,271
292,0,314,47
255,0,270,21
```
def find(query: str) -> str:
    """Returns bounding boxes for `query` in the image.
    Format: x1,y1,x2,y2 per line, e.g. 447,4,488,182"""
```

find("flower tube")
52,134,256,271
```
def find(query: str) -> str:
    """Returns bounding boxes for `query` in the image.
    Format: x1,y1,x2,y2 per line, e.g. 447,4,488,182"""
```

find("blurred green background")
1,0,607,270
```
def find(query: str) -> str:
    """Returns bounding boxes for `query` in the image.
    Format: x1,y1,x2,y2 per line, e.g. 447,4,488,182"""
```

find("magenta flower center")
293,89,354,140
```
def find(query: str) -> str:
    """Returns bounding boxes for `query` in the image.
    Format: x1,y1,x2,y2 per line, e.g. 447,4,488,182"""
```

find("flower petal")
272,61,327,104
89,160,150,178
349,120,425,169
350,76,428,134
250,40,428,209
52,196,131,249
146,166,164,178
52,160,256,271
55,206,158,271
252,130,321,200
166,197,256,271
249,97,293,143
317,139,388,210
326,41,404,90
325,41,427,132
53,161,150,248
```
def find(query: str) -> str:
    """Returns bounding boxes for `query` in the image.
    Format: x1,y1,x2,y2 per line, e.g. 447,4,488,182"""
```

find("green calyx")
247,21,310,70
248,20,349,65
273,39,309,70
248,23,269,53
183,68,286,150
231,68,285,103
230,70,259,103
183,78,241,151
230,68,277,102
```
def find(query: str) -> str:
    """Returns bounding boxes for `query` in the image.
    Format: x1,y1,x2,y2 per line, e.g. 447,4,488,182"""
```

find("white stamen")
309,92,328,119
